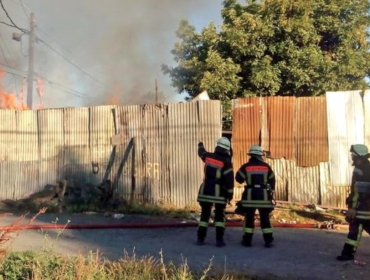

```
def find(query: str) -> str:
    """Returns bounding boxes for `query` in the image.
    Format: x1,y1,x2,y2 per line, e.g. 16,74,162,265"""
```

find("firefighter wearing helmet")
196,137,234,247
235,144,276,248
337,144,370,261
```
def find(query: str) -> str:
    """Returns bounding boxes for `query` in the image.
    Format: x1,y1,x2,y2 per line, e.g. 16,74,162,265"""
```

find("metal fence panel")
320,162,347,208
0,110,17,162
267,96,295,160
38,109,64,187
363,90,370,148
168,101,221,207
63,107,91,184
326,91,363,186
232,97,261,193
15,110,39,197
296,97,329,167
89,106,116,186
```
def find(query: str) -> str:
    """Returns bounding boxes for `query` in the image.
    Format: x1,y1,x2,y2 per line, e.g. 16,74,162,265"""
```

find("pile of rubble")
2,179,127,213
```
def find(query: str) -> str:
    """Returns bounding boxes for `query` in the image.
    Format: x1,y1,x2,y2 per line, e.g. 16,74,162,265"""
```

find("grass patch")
0,250,270,280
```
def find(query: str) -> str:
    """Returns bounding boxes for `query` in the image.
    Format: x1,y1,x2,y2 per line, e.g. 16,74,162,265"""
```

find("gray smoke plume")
0,0,223,109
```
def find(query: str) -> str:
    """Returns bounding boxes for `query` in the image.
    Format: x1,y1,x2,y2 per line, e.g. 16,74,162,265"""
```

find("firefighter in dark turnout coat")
337,144,370,261
197,137,234,247
235,145,276,248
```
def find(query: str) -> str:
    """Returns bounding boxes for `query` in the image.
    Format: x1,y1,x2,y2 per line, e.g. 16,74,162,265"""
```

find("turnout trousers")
340,219,370,257
197,202,226,242
243,207,273,246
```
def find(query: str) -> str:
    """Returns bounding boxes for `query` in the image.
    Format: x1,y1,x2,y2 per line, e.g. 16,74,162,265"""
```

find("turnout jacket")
347,159,370,220
235,157,275,209
197,145,234,204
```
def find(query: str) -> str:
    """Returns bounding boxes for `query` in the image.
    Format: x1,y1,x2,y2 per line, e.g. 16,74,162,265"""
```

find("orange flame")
0,69,29,110
107,83,122,105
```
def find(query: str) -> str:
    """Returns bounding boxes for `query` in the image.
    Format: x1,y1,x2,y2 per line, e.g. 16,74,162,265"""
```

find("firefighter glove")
345,208,356,222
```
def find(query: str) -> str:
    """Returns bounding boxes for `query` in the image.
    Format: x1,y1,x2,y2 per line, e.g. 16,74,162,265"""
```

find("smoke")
0,0,223,108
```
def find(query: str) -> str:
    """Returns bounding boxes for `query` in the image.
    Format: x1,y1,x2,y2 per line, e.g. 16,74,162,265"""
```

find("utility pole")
155,79,158,104
27,13,35,109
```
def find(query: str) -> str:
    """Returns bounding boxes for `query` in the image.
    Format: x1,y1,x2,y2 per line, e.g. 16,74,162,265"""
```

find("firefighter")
337,144,370,261
196,137,234,247
235,145,275,248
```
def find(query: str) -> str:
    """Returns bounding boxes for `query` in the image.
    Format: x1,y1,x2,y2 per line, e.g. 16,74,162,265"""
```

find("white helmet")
350,144,369,157
248,145,264,156
216,137,231,151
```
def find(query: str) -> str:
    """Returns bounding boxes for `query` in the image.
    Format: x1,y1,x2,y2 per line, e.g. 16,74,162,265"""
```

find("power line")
17,0,30,20
0,0,27,33
37,38,106,88
0,41,10,66
0,62,92,98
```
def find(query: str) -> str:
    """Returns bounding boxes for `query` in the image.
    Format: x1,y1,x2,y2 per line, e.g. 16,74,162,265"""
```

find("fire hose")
0,221,318,231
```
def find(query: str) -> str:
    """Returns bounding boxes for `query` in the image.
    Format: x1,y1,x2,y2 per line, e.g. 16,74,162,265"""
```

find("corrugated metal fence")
1,92,367,208
232,94,363,208
0,101,222,207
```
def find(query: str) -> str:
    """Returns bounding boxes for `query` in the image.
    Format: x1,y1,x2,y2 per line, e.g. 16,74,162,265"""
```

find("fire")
107,84,122,105
0,69,29,110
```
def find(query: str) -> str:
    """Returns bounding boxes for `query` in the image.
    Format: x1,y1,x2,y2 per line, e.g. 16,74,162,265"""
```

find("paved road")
2,213,369,280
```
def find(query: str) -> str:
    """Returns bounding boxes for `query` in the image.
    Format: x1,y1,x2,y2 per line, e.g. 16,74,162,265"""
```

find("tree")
162,0,370,100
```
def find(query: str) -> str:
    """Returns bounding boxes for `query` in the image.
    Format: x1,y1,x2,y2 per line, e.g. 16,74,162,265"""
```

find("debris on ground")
1,179,127,214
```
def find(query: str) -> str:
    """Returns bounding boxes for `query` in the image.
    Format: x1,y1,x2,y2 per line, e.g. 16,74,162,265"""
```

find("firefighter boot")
197,226,207,245
216,226,226,247
264,233,274,248
336,244,355,261
241,233,253,247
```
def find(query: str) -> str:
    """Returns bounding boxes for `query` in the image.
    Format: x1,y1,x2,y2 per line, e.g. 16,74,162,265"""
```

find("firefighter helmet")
248,145,264,156
216,137,231,151
350,144,369,157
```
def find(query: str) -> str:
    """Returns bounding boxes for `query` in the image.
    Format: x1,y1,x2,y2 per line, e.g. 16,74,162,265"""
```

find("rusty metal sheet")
267,96,295,159
295,97,329,167
232,97,261,186
38,109,64,187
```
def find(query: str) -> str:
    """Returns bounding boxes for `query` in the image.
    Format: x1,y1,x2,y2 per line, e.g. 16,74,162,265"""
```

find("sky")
0,0,225,109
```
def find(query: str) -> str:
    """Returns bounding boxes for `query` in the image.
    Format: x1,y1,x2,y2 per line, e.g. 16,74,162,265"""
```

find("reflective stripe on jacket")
197,145,234,204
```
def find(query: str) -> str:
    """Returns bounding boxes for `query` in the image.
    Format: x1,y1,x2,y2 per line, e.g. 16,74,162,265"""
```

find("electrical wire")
17,0,30,20
0,0,27,33
37,38,106,88
0,62,92,99
0,41,10,66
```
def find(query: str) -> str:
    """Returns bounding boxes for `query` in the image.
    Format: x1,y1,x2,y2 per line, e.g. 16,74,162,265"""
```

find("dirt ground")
0,212,369,280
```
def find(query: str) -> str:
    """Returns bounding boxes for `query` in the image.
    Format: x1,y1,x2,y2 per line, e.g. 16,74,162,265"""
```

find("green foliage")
0,250,242,280
163,0,370,100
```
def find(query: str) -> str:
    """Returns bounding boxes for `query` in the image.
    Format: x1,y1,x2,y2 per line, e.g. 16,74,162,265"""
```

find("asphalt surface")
1,213,369,280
